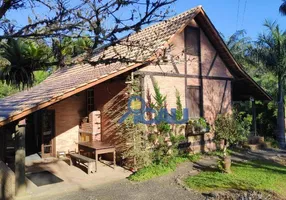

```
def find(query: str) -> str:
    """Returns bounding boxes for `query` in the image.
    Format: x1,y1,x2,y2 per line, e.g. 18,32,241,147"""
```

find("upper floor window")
87,88,95,114
184,27,200,56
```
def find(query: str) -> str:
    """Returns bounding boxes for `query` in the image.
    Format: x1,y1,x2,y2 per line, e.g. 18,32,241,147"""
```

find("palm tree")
224,30,252,64
0,39,51,88
254,20,286,148
279,0,286,15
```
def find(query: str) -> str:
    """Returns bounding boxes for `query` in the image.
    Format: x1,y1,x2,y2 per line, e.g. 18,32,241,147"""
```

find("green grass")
128,154,201,181
185,159,286,197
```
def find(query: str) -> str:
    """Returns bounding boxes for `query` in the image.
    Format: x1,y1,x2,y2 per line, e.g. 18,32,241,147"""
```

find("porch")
0,77,129,198
24,156,131,199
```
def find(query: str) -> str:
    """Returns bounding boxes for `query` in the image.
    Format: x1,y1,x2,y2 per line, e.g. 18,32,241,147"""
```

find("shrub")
214,113,251,155
186,117,210,136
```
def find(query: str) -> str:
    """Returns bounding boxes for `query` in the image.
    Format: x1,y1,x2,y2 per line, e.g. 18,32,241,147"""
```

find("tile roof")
0,6,200,124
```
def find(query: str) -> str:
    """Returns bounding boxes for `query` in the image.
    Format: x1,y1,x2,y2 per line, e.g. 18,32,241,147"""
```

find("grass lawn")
129,154,201,181
185,159,286,197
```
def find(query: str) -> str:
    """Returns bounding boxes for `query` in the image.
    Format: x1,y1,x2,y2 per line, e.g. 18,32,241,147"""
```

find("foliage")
152,82,170,134
185,159,286,197
0,0,176,68
214,113,251,155
0,70,51,99
173,88,185,136
265,137,279,149
121,115,152,170
223,29,278,143
52,37,93,66
152,82,167,111
150,81,171,135
222,30,253,66
0,81,18,98
129,154,201,181
33,71,51,85
205,150,227,158
0,39,52,88
253,20,286,147
120,75,152,170
186,117,210,136
175,88,183,120
280,0,286,15
148,82,174,163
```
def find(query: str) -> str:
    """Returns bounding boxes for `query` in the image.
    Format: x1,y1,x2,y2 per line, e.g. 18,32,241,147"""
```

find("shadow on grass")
186,150,286,197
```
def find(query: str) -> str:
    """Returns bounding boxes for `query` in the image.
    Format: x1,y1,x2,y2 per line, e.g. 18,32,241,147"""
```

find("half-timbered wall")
137,19,233,152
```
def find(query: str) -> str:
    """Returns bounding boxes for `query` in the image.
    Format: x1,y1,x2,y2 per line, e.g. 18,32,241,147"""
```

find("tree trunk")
277,75,285,148
224,155,232,174
223,140,228,157
222,140,231,173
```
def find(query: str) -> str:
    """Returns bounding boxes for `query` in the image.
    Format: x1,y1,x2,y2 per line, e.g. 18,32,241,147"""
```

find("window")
184,27,200,56
186,86,201,118
87,88,95,114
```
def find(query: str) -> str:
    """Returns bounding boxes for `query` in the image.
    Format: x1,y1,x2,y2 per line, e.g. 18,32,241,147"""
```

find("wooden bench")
69,153,96,174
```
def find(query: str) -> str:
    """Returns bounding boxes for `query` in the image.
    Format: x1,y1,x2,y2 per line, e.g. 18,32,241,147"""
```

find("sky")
7,0,286,40
173,0,285,39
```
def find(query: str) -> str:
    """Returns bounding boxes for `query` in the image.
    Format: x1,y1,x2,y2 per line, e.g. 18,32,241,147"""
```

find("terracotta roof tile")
0,6,200,123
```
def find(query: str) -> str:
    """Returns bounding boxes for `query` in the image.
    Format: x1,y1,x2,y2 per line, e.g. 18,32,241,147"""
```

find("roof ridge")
88,6,201,56
134,6,201,33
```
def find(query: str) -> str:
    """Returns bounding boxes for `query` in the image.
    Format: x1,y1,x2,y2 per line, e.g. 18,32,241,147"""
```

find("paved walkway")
34,162,204,200
19,149,286,200
18,160,131,200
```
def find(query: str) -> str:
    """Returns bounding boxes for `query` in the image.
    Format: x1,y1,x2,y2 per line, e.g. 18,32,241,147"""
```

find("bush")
186,117,210,136
214,113,251,155
265,137,279,148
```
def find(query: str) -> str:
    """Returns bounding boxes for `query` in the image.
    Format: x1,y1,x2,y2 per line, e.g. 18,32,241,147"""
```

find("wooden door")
41,110,55,158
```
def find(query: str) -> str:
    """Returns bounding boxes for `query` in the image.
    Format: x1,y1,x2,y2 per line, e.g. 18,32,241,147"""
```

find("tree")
0,0,176,65
0,0,176,88
254,20,286,148
119,76,151,170
0,39,52,88
214,113,251,173
279,0,286,15
224,30,278,141
223,30,253,66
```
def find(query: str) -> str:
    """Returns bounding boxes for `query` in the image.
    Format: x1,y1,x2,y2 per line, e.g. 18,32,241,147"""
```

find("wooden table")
78,141,116,172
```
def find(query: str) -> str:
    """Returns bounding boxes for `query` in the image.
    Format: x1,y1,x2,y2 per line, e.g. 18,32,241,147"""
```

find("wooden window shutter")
184,27,200,56
186,86,201,118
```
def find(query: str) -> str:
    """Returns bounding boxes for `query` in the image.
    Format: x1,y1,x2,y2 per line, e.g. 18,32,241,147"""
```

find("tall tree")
254,20,286,148
224,30,252,65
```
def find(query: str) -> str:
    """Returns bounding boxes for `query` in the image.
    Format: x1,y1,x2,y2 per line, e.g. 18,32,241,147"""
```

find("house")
0,5,271,197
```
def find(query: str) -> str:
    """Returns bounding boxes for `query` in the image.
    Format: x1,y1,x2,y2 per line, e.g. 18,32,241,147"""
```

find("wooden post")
15,119,26,196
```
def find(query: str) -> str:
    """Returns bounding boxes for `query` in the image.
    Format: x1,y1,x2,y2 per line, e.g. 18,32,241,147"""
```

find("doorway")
41,110,55,158
26,109,55,159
